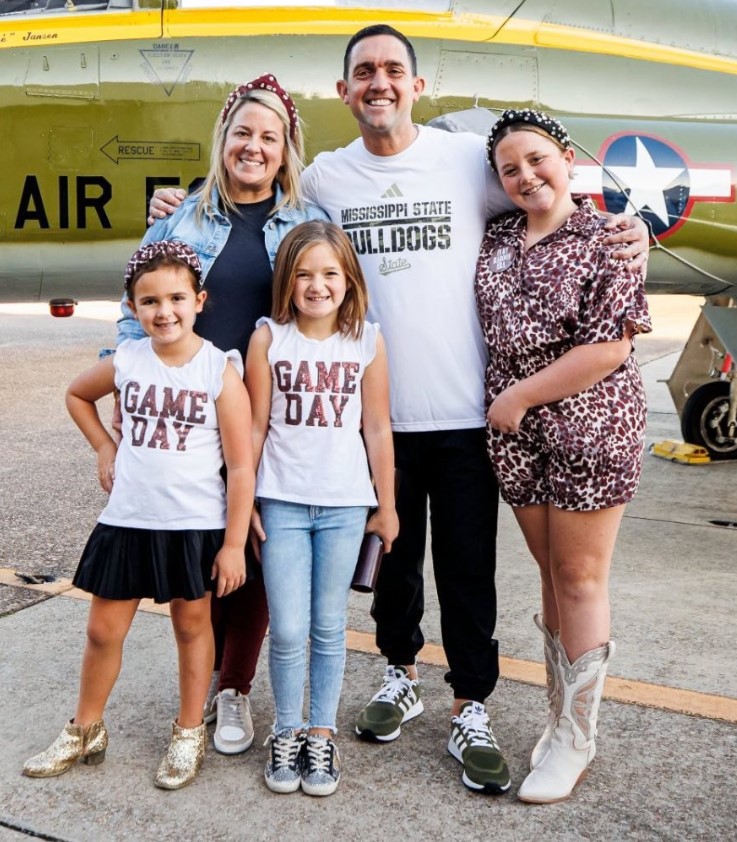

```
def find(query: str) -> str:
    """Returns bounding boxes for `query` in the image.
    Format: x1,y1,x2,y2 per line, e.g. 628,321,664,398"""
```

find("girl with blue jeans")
246,220,398,796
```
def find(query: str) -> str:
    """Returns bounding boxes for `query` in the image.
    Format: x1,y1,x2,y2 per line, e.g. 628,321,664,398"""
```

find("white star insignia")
606,138,686,224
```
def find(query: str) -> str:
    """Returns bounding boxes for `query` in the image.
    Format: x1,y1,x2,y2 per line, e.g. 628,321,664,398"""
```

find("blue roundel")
602,135,690,237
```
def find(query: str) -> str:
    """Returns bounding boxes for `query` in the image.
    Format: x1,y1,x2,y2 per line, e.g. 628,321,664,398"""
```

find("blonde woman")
117,75,327,758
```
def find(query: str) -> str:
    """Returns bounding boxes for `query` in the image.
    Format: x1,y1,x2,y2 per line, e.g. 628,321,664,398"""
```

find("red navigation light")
49,298,77,317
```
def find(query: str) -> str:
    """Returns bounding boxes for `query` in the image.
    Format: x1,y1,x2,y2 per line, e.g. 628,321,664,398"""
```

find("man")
149,25,648,794
300,25,513,795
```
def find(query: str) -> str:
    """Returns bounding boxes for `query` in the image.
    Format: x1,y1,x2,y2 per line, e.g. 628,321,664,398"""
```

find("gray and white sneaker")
301,735,341,797
203,670,220,725
264,729,305,794
213,689,254,755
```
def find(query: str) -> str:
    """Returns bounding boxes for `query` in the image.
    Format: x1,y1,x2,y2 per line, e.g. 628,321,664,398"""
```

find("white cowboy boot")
518,638,615,804
529,613,562,770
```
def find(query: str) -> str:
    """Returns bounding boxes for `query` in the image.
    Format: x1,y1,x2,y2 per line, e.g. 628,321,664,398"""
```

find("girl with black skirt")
23,240,254,789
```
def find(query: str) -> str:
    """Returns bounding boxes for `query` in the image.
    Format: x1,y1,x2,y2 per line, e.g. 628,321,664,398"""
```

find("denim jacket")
115,184,328,345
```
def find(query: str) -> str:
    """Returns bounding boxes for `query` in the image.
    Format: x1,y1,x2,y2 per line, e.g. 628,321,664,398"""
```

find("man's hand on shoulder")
602,214,651,271
147,187,186,226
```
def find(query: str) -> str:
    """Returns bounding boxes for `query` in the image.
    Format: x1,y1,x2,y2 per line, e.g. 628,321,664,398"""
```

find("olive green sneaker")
355,665,424,742
448,701,511,794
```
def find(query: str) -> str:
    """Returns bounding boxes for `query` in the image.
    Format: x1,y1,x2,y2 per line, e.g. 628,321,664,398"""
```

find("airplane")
1,0,736,458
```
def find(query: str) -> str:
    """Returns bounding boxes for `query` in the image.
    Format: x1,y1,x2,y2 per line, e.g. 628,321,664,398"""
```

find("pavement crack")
0,815,74,842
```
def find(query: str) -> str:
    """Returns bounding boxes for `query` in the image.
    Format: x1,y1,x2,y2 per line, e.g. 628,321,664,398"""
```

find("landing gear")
680,381,737,460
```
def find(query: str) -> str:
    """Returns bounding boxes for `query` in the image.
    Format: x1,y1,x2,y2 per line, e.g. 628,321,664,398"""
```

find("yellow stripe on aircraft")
526,19,737,77
162,7,737,78
2,5,737,80
0,11,161,49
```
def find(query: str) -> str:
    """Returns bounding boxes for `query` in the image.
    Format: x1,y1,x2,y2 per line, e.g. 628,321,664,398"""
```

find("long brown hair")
271,221,368,340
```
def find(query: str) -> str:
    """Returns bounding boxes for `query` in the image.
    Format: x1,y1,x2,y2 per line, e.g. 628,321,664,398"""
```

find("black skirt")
73,523,224,604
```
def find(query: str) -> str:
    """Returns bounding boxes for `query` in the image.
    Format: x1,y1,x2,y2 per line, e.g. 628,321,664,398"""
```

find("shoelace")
267,732,303,768
305,738,333,773
218,694,247,731
373,667,412,703
457,703,500,749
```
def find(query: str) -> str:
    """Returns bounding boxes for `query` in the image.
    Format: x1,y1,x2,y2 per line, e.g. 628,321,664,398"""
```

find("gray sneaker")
213,689,254,755
301,735,341,797
264,729,305,794
355,665,423,742
203,670,220,725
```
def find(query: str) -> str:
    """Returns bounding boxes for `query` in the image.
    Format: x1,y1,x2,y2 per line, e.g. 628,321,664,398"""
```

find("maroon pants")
211,572,269,695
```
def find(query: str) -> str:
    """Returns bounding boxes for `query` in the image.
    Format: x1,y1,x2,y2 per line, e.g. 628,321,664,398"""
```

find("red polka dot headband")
220,74,299,141
124,240,203,291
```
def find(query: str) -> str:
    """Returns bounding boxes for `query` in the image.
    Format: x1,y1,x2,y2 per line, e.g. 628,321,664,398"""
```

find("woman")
116,74,328,758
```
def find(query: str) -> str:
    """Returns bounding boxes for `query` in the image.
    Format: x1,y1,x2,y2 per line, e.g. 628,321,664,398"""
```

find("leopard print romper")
475,197,652,511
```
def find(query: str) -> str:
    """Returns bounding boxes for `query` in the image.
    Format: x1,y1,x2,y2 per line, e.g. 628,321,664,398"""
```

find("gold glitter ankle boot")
154,720,206,790
23,719,108,778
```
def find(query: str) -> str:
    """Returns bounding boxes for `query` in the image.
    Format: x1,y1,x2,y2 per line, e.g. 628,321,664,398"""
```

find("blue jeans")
259,499,368,732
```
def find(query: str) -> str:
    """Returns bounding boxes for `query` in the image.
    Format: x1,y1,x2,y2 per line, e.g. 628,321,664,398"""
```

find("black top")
195,196,274,361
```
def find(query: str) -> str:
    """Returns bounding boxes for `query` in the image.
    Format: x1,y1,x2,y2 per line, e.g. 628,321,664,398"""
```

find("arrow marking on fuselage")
100,137,201,165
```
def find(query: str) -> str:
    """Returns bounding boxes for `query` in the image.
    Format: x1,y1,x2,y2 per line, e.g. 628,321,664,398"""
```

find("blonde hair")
195,88,305,222
271,221,368,340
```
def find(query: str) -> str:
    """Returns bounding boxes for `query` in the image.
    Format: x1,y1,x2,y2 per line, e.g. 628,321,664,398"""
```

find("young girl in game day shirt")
475,110,651,804
246,220,398,797
23,240,253,790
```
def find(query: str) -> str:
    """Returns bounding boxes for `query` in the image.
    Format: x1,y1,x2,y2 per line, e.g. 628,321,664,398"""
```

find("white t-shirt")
301,125,515,432
100,338,242,530
255,318,379,507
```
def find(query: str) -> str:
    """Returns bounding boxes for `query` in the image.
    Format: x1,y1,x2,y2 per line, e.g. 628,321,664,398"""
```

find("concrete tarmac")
1,298,736,842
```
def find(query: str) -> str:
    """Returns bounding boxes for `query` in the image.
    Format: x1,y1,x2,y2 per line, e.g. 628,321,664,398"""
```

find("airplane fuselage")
1,0,737,301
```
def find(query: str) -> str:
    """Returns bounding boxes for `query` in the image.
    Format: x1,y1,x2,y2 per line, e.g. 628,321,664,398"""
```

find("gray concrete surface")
1,298,736,841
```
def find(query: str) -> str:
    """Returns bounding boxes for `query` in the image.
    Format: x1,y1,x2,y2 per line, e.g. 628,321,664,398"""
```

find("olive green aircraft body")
3,0,737,455
2,0,736,300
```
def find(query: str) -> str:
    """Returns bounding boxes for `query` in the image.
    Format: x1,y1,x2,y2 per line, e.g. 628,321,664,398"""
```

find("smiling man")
300,25,516,795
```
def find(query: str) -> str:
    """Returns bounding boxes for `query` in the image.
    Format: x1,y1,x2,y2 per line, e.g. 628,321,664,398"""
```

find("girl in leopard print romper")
475,110,651,804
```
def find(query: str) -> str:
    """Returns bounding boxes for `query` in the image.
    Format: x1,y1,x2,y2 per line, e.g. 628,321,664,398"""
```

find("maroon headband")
124,240,203,291
220,73,299,141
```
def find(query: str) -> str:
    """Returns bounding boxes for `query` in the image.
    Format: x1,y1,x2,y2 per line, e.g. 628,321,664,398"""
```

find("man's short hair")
342,24,418,79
